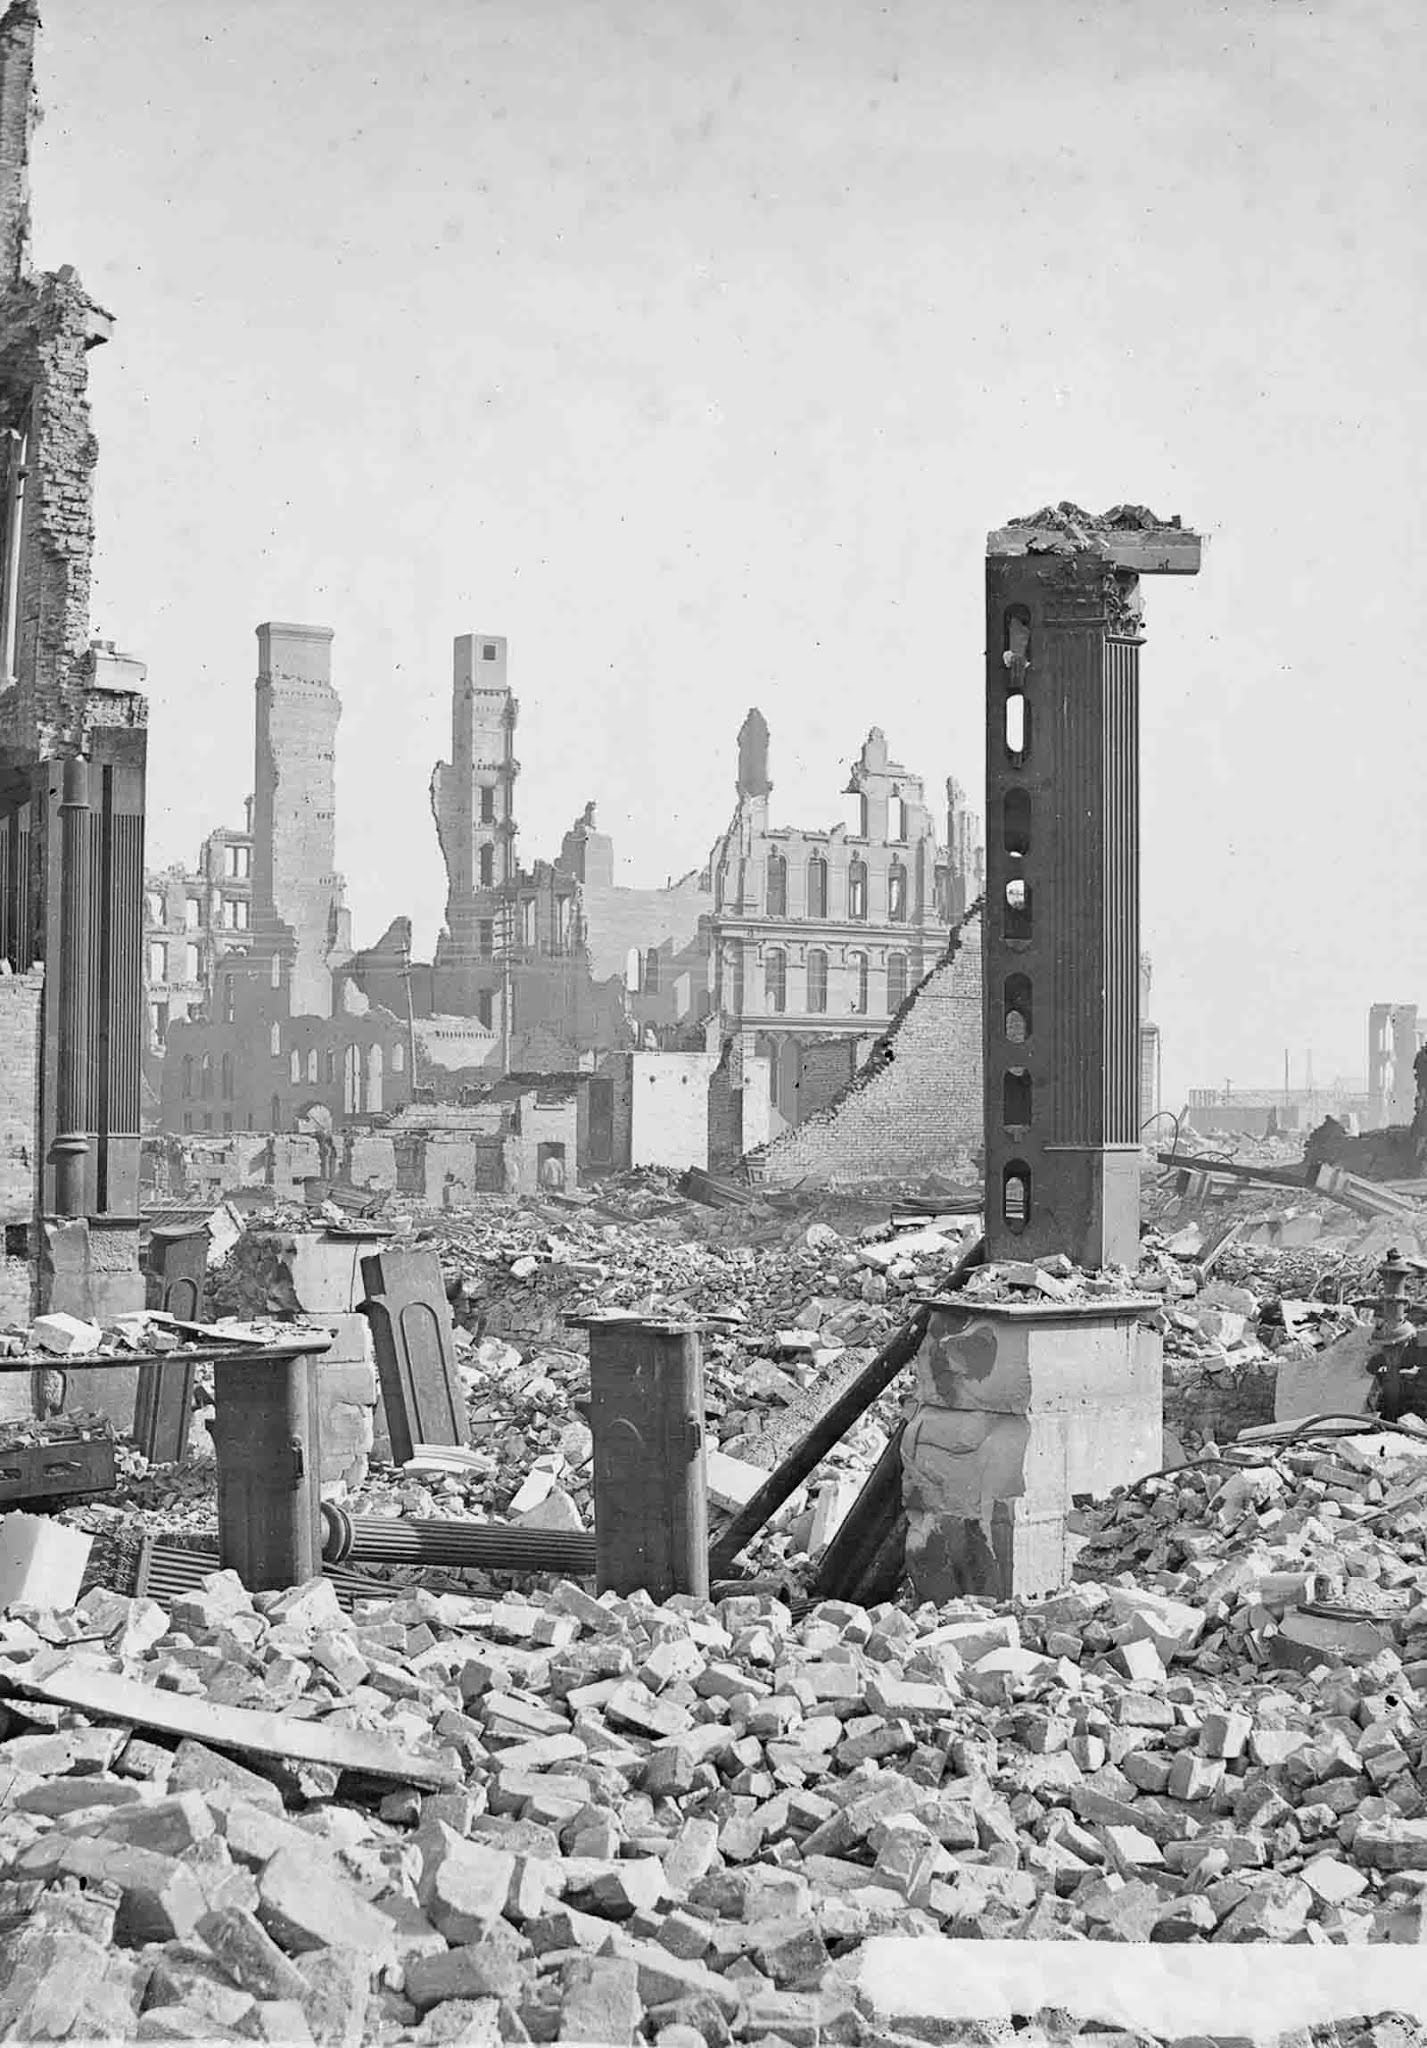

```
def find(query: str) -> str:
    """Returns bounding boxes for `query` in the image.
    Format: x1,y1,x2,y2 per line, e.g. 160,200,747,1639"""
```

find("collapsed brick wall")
757,903,984,1186
0,963,40,1319
1162,1356,1277,1454
794,1039,860,1125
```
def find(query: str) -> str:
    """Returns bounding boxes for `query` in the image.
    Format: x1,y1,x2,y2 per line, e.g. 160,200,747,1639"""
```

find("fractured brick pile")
4,1415,1427,2044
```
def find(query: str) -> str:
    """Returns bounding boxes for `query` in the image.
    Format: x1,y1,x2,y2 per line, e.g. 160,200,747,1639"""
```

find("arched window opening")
625,946,642,993
888,862,907,922
366,1043,384,1115
181,1055,193,1099
766,850,787,917
1004,972,1033,1043
806,854,828,919
478,844,495,887
324,1050,336,1084
269,1022,281,1058
1005,694,1028,765
200,1054,213,1100
1003,787,1031,857
644,949,661,994
851,950,869,1016
306,1049,319,1083
807,949,828,1014
1003,1068,1032,1129
289,1050,301,1084
765,947,787,1015
220,1052,234,1099
393,1040,406,1073
343,1044,360,1116
887,951,908,1012
1003,1160,1031,1235
1005,878,1032,942
888,793,907,842
848,858,868,920
270,1094,282,1132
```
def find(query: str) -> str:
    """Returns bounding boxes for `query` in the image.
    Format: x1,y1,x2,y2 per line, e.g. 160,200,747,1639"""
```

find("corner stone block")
284,1235,388,1317
902,1303,1160,1605
315,1323,379,1489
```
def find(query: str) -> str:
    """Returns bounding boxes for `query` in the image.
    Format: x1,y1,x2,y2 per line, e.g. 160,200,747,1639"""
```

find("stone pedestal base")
42,1217,145,1431
902,1297,1161,1602
314,1314,381,1490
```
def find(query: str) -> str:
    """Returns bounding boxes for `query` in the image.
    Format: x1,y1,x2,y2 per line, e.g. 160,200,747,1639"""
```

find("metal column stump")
576,1314,709,1603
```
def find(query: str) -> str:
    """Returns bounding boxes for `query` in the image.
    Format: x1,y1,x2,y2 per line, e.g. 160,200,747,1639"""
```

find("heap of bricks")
3,1418,1427,2046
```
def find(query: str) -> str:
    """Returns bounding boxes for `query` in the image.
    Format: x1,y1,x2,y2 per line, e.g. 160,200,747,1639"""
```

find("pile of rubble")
5,1466,1427,2047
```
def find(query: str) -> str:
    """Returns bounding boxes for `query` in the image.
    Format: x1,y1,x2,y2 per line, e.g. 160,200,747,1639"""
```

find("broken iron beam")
707,1236,986,1578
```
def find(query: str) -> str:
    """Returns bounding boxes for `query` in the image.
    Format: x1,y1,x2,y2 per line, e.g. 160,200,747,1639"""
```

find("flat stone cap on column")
255,622,336,644
988,501,1202,575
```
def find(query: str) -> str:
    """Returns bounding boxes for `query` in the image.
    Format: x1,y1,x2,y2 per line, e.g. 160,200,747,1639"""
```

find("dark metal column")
210,1350,324,1592
51,756,91,1217
580,1314,709,1602
983,508,1201,1270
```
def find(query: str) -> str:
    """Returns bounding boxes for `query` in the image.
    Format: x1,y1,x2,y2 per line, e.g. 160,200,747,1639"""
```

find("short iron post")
576,1314,709,1602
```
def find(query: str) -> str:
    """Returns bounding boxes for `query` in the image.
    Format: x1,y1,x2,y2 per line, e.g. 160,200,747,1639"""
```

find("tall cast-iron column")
983,505,1201,1271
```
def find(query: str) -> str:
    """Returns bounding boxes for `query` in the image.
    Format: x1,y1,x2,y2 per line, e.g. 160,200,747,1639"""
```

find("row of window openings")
146,860,252,924
758,948,909,1016
757,853,910,923
146,893,250,944
180,1039,406,1097
476,898,571,955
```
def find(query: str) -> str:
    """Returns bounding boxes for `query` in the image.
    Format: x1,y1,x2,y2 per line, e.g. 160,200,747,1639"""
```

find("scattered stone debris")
5,1488,1427,2048
7,1193,1427,2044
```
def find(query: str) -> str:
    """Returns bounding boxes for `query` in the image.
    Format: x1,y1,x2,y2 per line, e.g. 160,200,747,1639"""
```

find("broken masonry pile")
6,1477,1427,2048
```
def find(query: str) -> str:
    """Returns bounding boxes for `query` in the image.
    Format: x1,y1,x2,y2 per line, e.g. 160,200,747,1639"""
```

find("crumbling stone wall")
1163,1356,1276,1454
0,270,109,757
757,904,983,1185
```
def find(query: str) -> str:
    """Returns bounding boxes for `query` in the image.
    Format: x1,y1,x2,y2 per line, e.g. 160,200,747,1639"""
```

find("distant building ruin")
356,634,984,1138
153,624,410,1141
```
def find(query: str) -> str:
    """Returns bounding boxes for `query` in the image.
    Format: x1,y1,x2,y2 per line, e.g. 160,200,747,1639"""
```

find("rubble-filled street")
1,1185,1427,2045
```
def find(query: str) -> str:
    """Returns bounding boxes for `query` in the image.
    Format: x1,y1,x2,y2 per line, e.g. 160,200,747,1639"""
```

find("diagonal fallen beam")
8,1654,458,1789
707,1236,986,1578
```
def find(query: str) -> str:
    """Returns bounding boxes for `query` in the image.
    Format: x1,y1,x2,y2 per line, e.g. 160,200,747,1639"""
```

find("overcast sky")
32,0,1425,1110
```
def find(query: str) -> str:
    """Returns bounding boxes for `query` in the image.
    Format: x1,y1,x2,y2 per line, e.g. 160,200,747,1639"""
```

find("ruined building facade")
347,634,983,1136
152,623,981,1169
144,802,254,1079
155,624,409,1141
706,714,971,1133
1368,1002,1424,1131
0,2,149,1322
430,632,519,1023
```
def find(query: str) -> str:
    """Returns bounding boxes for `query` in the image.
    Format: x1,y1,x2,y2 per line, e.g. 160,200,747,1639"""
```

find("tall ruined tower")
251,622,348,1018
432,633,518,982
983,505,1200,1270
